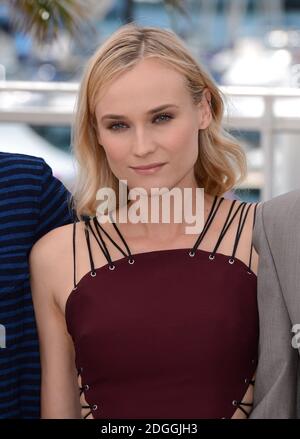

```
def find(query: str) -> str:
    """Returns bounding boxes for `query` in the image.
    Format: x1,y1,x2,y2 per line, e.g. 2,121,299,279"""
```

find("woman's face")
94,58,211,194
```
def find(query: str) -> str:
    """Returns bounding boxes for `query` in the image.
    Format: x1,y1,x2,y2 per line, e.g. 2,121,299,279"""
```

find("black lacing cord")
86,212,135,270
232,400,253,417
81,406,93,419
84,219,96,274
230,202,252,261
77,368,97,419
108,210,134,260
72,220,77,290
230,203,247,259
210,199,238,255
93,214,133,261
248,203,259,272
232,377,256,418
92,217,118,256
209,200,247,258
85,218,114,267
80,399,97,419
190,195,224,254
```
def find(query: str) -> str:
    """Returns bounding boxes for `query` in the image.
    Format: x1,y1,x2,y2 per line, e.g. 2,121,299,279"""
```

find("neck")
114,188,215,242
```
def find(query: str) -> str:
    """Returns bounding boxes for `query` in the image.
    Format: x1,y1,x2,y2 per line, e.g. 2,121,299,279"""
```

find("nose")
131,126,157,157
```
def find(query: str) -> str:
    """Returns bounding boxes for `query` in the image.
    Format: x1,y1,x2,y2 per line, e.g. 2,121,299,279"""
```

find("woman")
29,23,260,419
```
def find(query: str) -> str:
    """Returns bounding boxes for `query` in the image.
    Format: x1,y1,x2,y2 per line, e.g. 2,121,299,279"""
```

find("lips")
130,162,166,170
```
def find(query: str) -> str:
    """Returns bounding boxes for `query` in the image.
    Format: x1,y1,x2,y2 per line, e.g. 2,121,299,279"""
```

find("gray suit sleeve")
250,203,298,418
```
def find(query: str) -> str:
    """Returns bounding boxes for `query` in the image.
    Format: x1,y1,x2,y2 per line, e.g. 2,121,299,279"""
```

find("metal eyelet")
128,258,135,264
244,378,248,384
90,271,97,277
188,250,195,257
209,254,215,260
73,286,78,291
92,404,98,411
228,258,235,264
84,384,90,391
247,270,252,275
109,264,115,270
232,400,238,406
78,367,83,373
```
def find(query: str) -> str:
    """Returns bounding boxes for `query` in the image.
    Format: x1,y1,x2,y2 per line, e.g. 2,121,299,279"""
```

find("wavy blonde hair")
71,22,246,218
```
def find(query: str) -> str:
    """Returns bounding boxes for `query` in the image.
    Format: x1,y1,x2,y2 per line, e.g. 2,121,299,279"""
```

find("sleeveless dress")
65,196,259,419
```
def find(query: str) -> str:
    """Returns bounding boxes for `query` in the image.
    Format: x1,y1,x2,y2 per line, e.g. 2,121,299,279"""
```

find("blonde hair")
71,22,246,218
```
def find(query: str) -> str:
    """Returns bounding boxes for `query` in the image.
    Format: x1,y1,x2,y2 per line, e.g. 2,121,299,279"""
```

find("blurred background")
0,0,300,202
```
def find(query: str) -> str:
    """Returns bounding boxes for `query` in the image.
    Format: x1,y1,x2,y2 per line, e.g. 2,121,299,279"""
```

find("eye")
106,113,174,131
153,113,174,123
107,121,127,131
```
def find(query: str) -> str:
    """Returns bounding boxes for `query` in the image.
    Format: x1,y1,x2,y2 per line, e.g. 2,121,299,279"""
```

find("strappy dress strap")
230,202,253,262
209,200,258,270
190,195,225,255
84,219,98,275
82,212,134,274
208,200,247,259
92,212,133,261
108,211,133,259
72,216,117,288
72,219,77,290
247,202,259,273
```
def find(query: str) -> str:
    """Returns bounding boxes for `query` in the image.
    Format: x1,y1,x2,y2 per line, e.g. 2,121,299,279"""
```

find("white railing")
1,81,300,200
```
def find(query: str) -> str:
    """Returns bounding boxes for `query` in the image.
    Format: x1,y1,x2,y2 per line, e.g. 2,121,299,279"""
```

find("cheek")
162,120,198,156
101,135,129,163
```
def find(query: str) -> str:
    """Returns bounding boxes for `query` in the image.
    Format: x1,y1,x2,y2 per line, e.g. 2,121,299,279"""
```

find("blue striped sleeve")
0,152,74,419
34,159,74,241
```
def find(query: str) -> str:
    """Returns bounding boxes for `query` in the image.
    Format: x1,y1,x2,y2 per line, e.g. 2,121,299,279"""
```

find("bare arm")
29,232,82,419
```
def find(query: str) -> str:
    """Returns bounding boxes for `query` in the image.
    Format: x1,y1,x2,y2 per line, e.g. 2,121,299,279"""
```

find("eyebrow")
100,104,179,122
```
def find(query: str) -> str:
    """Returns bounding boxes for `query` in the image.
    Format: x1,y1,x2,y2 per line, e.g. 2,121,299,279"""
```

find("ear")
198,88,212,130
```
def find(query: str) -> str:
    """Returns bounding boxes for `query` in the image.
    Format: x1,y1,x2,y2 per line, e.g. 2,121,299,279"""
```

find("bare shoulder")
29,219,112,315
29,222,86,305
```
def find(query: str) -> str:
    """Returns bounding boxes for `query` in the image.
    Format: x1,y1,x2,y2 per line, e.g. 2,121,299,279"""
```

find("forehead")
95,58,189,117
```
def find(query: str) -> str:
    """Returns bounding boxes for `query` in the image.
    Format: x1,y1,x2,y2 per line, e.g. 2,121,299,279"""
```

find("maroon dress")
65,196,259,419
